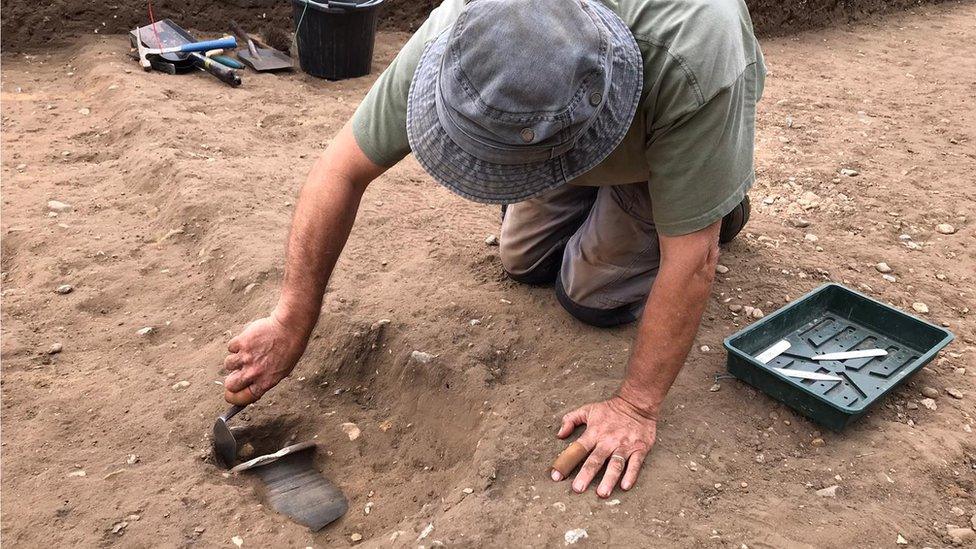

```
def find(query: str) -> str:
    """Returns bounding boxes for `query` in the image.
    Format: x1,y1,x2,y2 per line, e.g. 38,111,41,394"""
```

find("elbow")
696,239,721,286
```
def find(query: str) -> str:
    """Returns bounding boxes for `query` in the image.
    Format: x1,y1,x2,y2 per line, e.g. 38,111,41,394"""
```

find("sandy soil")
2,2,975,547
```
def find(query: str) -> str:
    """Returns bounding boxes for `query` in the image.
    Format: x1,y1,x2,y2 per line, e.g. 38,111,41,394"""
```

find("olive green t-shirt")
352,0,765,236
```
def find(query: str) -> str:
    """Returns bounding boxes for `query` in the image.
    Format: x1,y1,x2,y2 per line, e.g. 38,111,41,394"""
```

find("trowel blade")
212,404,245,469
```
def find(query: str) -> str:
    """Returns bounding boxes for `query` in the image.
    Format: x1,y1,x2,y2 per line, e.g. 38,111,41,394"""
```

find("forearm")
274,165,365,335
273,123,386,338
617,229,719,418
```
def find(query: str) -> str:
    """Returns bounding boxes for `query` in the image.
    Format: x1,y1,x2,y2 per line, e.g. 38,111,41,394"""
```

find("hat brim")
406,1,643,204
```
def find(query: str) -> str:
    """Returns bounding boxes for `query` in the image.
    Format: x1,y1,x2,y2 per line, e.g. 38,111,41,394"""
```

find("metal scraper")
213,404,246,468
772,368,844,382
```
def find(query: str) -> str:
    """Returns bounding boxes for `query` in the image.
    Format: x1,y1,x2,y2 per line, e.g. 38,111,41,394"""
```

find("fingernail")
598,490,607,498
551,470,562,481
621,482,631,490
573,482,583,493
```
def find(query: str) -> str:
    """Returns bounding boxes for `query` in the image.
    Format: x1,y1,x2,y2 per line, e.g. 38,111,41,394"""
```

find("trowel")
212,404,246,468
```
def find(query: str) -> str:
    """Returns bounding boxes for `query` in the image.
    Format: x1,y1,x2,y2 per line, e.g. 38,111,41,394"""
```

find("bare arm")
552,220,721,497
617,220,721,416
223,122,388,405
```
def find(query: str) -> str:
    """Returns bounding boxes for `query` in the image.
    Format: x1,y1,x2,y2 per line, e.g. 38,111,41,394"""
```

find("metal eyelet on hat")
520,128,535,143
589,92,603,106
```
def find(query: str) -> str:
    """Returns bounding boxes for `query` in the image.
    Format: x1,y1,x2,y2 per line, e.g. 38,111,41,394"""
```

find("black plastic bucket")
291,0,383,80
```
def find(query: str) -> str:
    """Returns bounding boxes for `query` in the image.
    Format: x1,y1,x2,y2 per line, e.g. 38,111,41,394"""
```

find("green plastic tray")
724,283,953,430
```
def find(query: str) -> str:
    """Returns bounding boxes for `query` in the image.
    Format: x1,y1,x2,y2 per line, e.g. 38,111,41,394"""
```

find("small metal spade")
213,404,246,468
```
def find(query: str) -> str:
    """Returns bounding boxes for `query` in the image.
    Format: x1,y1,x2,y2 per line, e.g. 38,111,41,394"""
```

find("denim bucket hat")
406,0,643,204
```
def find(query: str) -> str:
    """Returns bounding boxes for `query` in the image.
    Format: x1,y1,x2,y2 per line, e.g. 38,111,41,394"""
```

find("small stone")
815,485,838,497
875,262,892,273
729,304,743,313
715,264,729,274
461,488,474,494
920,398,937,410
882,274,897,283
921,387,939,399
804,233,819,243
936,223,956,235
709,383,722,392
840,168,859,177
231,536,244,548
78,107,91,115
55,284,74,294
417,523,434,541
350,533,363,542
552,501,566,512
912,302,929,314
469,319,481,326
111,521,128,535
48,342,63,354
364,502,374,514
137,327,155,336
790,218,811,228
15,163,27,171
950,507,966,517
906,401,918,410
68,469,87,477
126,454,139,465
688,461,699,472
238,442,255,460
341,422,361,441
947,528,975,545
945,388,964,400
700,345,711,352
410,350,435,364
971,515,976,530
564,528,588,545
171,380,190,391
378,419,393,432
751,308,765,319
896,534,908,545
47,200,73,213
810,438,825,447
243,283,258,294
605,499,621,506
484,234,499,246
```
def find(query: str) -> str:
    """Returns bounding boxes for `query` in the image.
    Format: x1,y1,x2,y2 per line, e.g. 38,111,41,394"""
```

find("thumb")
557,407,586,439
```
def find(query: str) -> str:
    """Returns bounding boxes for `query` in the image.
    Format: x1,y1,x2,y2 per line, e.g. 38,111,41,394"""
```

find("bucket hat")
406,0,643,204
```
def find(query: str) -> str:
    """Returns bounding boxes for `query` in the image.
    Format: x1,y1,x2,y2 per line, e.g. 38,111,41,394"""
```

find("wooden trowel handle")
229,20,260,57
222,404,246,422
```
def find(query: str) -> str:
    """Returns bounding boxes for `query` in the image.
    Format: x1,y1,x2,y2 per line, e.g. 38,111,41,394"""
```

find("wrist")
615,383,662,420
271,299,318,343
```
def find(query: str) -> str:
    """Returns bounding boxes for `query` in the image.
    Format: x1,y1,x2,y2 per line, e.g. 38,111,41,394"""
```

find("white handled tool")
813,349,887,361
755,340,791,364
772,368,843,382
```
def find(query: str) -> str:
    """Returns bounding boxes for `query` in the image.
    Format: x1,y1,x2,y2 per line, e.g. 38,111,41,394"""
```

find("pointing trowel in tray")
211,404,348,531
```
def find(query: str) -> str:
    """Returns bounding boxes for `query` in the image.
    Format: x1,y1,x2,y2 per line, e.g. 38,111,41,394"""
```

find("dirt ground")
2,2,975,547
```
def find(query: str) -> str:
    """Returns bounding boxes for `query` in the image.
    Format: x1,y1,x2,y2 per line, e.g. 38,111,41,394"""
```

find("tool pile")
130,19,294,87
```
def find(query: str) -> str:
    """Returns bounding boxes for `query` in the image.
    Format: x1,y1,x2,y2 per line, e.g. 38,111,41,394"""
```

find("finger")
550,441,589,481
596,450,628,498
620,450,648,491
224,367,259,393
225,385,261,406
223,353,243,372
227,335,242,354
557,408,587,439
573,443,613,493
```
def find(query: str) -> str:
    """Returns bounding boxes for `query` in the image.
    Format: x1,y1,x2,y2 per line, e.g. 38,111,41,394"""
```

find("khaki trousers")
500,183,662,327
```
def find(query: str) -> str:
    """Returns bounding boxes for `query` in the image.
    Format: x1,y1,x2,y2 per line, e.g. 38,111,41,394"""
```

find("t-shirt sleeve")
644,62,763,236
351,0,465,167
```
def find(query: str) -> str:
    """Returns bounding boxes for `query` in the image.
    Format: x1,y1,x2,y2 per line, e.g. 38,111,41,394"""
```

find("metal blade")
772,367,843,382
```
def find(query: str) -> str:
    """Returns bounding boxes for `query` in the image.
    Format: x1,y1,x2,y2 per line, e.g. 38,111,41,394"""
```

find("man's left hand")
550,396,657,497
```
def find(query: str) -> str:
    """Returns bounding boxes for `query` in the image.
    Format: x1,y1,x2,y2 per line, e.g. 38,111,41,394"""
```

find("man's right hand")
222,312,309,405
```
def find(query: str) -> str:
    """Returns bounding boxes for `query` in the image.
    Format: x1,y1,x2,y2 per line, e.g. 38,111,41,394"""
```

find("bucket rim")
293,0,384,12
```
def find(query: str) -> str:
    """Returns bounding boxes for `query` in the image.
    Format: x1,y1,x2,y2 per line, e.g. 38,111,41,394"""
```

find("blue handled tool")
136,33,237,71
